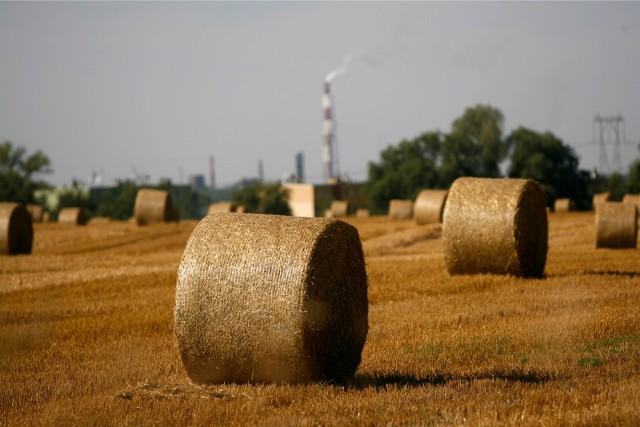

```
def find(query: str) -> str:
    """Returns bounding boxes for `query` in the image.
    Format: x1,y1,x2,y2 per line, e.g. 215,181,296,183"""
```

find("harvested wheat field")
1,211,640,425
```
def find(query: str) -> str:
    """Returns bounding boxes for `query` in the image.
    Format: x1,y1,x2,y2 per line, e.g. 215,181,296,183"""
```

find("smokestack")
296,151,305,183
322,81,335,181
209,156,215,189
258,159,264,182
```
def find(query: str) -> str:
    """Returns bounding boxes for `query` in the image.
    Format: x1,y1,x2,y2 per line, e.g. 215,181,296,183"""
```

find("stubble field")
1,212,639,425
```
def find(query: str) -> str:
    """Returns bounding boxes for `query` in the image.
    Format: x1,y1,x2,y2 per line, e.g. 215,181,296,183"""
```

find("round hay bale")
134,189,175,225
0,203,33,255
622,194,640,210
26,204,44,223
443,177,548,278
355,209,370,218
595,202,637,249
207,201,237,214
388,199,414,220
324,209,334,218
592,192,610,210
42,211,50,223
175,213,368,385
414,190,448,225
554,198,574,213
58,207,88,225
330,200,349,218
235,205,246,214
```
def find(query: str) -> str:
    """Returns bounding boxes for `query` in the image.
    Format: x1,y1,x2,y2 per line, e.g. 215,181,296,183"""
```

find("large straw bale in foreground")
388,199,414,220
443,177,548,278
330,200,349,218
175,213,368,385
58,207,88,225
134,189,177,225
554,198,574,213
0,203,33,255
207,201,237,214
595,202,637,249
414,190,448,225
622,194,640,210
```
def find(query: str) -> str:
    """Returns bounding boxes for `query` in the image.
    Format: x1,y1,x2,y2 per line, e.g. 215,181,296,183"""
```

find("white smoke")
325,50,380,83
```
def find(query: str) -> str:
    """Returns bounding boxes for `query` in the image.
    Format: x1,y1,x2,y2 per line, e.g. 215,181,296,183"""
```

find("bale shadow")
348,368,555,390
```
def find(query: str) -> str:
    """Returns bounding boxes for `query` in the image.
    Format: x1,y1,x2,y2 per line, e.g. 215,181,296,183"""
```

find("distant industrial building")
188,174,206,189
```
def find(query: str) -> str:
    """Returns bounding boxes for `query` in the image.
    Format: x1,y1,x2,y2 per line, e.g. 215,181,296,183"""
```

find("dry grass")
1,212,640,425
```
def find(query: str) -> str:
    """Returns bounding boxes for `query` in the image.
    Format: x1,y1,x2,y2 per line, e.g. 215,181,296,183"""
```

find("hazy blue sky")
1,1,639,188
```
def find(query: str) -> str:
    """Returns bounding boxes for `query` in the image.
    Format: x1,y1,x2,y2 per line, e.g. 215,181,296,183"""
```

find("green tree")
0,141,51,203
627,159,640,194
232,181,291,215
365,132,442,213
508,127,590,209
94,183,138,220
449,104,509,178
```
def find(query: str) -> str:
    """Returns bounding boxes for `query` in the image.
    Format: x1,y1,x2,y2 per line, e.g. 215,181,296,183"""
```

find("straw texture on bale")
207,201,237,214
58,207,88,225
443,177,548,278
330,200,349,218
175,213,368,385
414,190,448,225
622,194,640,210
592,192,610,210
388,199,414,220
26,204,44,223
134,189,176,225
595,202,637,249
0,203,33,255
554,198,574,212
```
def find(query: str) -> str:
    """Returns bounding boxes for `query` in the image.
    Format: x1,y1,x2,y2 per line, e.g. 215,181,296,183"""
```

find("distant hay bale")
388,199,414,220
26,204,44,223
443,177,548,278
235,205,246,214
134,189,177,225
207,201,237,214
58,207,88,225
355,209,370,218
592,192,610,210
622,194,640,210
330,200,349,218
175,213,368,385
554,198,574,213
324,209,334,218
0,203,33,255
414,190,448,225
595,202,637,249
42,211,50,223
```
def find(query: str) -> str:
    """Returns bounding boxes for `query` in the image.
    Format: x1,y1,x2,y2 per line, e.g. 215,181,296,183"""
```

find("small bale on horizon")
388,199,414,220
134,189,178,226
58,207,88,226
622,194,640,211
26,204,44,223
355,209,370,218
330,200,349,218
0,202,33,255
174,213,368,385
414,189,448,225
554,198,574,213
595,202,637,249
443,177,548,278
593,192,610,210
207,201,237,215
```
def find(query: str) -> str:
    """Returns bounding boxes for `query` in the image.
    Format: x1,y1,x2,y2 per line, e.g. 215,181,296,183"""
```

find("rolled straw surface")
443,177,548,278
134,189,175,225
622,194,640,210
175,213,368,385
554,198,574,213
58,207,88,225
388,199,414,220
207,201,237,214
595,202,637,249
330,200,349,218
592,192,610,210
414,190,448,225
0,203,33,255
